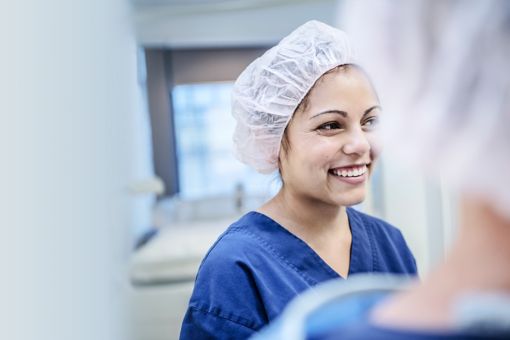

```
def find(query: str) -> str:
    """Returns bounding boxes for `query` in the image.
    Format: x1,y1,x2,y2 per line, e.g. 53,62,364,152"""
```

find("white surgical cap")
231,20,355,174
343,0,510,219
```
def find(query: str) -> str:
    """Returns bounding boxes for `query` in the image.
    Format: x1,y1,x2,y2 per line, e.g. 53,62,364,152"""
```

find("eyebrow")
310,105,382,119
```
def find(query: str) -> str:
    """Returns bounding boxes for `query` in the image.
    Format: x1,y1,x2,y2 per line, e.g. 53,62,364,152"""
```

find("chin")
334,191,366,207
343,198,365,207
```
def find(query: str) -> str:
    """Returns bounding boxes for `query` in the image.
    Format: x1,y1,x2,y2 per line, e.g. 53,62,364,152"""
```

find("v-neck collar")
234,208,373,283
346,207,374,275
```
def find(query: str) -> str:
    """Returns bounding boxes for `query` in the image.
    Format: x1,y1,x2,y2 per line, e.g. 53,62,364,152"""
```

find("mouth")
328,163,369,184
329,164,369,177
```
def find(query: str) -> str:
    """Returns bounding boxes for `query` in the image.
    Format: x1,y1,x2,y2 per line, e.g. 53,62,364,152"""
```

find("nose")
342,129,371,156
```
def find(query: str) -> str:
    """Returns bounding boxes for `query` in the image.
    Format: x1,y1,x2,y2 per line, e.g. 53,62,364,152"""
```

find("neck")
258,185,349,237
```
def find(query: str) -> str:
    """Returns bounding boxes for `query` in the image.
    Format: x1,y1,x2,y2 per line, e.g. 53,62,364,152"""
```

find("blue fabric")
179,208,417,340
319,322,510,340
308,294,510,340
306,292,389,337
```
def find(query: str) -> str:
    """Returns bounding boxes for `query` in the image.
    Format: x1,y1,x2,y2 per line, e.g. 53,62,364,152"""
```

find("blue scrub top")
180,208,417,339
303,284,510,340
253,274,510,340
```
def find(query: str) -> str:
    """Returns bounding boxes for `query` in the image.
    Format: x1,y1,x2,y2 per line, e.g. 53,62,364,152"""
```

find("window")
172,82,278,202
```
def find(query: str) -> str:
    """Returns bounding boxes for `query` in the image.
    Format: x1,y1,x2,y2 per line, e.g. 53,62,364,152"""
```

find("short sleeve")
180,305,258,340
179,228,269,339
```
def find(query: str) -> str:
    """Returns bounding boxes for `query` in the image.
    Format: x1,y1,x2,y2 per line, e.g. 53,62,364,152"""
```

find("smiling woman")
179,20,417,340
279,65,381,208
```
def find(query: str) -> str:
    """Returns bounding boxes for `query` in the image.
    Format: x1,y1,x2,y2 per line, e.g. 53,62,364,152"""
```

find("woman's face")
280,66,381,207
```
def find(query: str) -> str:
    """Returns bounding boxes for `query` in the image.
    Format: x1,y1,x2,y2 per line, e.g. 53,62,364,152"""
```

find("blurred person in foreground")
252,0,510,339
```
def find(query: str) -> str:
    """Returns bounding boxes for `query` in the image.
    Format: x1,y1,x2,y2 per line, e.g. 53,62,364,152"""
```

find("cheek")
367,134,382,160
311,140,339,164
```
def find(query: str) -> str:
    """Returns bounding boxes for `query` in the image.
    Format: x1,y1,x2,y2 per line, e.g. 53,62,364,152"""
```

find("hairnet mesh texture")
231,20,355,173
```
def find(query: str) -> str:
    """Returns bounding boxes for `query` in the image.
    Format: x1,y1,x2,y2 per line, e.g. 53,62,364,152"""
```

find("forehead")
299,66,379,118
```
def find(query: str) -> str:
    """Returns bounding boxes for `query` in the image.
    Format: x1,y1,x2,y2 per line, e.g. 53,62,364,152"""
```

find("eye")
362,116,379,130
317,121,343,131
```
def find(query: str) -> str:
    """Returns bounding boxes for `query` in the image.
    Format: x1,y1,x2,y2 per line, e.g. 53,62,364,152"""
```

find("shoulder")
348,207,418,275
348,207,405,241
192,212,276,292
186,213,272,331
200,212,267,268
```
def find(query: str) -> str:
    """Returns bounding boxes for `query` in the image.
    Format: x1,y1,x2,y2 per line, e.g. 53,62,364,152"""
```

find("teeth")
331,165,367,177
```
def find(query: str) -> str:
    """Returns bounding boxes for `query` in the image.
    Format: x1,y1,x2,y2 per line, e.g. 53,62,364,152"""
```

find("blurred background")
1,0,457,339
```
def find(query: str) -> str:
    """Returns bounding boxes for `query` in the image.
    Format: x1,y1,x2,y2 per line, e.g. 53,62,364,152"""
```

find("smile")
329,164,368,178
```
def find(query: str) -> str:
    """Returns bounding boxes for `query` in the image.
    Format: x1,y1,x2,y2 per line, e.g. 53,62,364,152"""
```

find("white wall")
0,1,151,339
134,0,338,48
378,158,435,274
